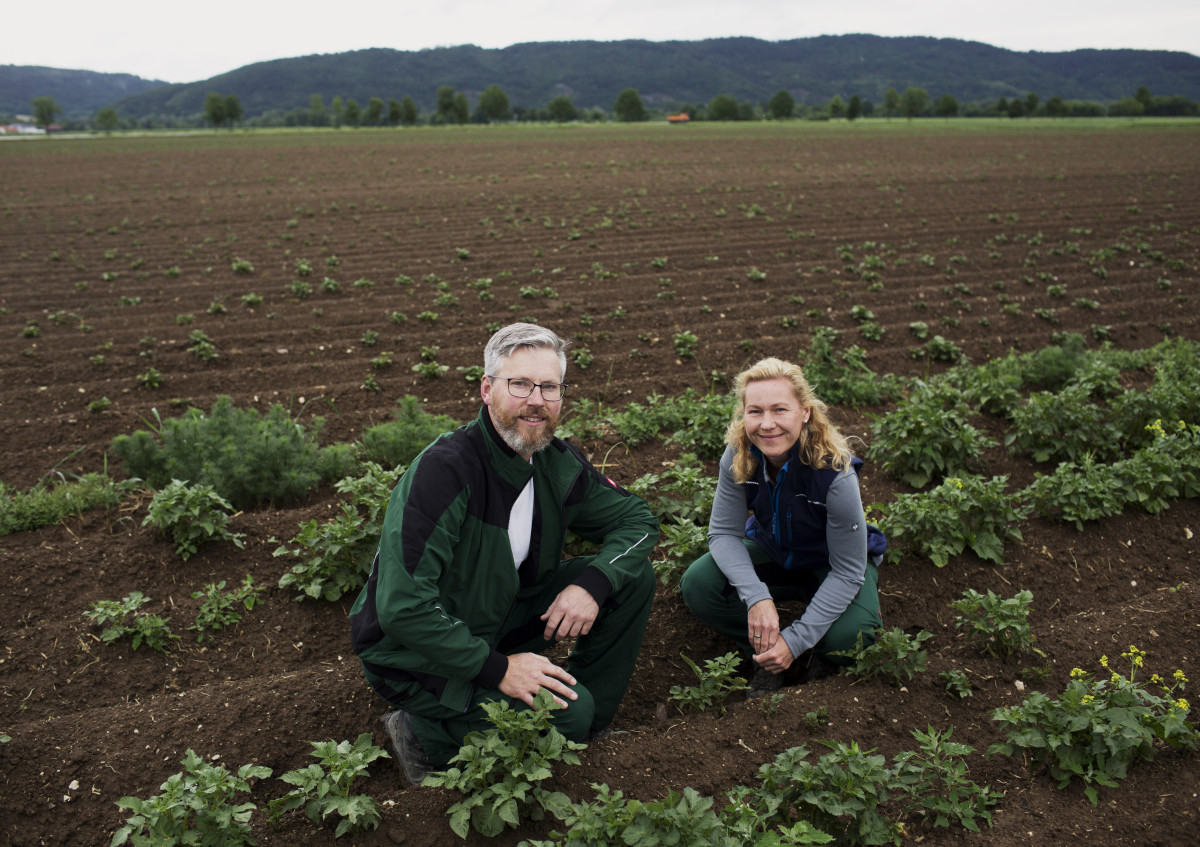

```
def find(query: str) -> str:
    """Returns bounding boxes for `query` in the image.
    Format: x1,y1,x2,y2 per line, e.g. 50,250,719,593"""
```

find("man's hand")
540,584,599,642
498,652,578,708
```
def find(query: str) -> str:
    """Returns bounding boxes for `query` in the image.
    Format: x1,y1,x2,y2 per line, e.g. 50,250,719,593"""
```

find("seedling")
111,749,271,846
949,588,1035,658
424,690,584,838
669,652,747,714
267,734,387,836
84,591,177,653
834,628,931,687
143,479,245,560
941,669,973,699
189,575,263,642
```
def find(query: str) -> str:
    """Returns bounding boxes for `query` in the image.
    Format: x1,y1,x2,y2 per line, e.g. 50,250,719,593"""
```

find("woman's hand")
747,598,780,653
753,638,796,674
748,598,794,673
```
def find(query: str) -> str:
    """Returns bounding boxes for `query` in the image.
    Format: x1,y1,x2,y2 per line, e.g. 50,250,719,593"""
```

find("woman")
680,357,886,697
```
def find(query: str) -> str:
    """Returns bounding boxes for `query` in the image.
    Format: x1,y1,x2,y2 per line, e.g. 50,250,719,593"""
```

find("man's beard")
491,404,558,455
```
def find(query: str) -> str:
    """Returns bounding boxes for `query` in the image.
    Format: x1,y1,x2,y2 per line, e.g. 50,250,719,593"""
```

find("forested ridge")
5,34,1199,119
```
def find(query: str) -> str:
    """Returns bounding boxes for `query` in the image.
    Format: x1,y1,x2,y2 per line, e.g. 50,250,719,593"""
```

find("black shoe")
799,653,839,683
746,666,784,699
382,710,432,786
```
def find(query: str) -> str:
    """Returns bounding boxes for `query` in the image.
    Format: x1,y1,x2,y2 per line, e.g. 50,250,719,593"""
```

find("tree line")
20,83,1199,133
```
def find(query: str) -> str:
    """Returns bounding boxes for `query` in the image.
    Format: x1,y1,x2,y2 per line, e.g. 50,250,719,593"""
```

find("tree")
846,94,863,122
309,94,327,127
95,106,119,133
828,95,845,118
934,93,958,119
708,93,739,121
343,98,361,126
453,93,469,124
30,96,62,130
387,98,401,126
224,94,242,128
996,96,1009,116
479,85,510,122
1109,97,1145,117
1135,85,1153,110
364,97,384,125
613,88,647,122
767,89,794,120
203,92,227,128
330,96,343,128
737,101,757,121
436,86,457,123
900,87,930,119
1045,96,1068,118
1006,98,1025,118
1025,92,1039,117
547,96,577,122
400,96,418,125
883,88,900,120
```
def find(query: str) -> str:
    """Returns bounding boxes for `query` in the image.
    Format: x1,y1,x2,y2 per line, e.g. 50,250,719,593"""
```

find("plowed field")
1,122,1198,846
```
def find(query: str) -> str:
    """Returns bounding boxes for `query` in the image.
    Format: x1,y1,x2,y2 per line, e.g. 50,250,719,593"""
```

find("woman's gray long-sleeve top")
707,444,869,658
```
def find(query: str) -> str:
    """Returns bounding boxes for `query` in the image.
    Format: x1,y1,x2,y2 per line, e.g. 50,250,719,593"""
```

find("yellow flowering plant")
989,647,1197,805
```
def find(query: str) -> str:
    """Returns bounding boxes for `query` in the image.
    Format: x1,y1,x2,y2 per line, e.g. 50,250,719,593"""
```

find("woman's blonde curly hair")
726,357,854,484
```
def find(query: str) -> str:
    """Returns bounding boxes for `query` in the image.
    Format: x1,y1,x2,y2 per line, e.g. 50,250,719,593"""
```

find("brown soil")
1,124,1198,847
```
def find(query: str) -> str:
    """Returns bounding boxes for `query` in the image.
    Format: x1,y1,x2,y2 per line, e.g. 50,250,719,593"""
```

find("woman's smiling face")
742,377,810,469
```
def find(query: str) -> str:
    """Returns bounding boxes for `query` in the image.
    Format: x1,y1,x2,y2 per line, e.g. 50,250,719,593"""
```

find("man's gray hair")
484,323,570,381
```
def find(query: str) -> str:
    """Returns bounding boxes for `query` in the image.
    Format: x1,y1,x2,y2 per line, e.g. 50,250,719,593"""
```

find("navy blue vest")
743,446,886,570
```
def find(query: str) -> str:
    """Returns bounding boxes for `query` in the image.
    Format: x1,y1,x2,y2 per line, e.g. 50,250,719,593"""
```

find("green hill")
7,36,1200,121
0,65,166,117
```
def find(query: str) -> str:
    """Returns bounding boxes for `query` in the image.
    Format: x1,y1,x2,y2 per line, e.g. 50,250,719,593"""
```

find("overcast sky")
8,0,1199,84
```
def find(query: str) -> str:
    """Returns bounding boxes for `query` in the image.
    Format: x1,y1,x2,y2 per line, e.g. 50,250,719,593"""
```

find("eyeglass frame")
485,375,569,402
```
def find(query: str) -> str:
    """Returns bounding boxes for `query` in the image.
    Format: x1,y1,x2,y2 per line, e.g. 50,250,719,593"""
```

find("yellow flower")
1071,668,1086,679
1111,672,1122,684
1176,698,1190,711
1151,674,1163,685
1081,695,1095,705
1100,655,1109,668
1174,670,1189,684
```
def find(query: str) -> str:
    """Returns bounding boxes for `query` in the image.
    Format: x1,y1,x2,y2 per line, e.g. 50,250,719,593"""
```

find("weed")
0,472,133,536
990,648,1197,805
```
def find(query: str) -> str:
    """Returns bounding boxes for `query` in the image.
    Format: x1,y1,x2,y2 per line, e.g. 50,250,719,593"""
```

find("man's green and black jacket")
349,407,658,713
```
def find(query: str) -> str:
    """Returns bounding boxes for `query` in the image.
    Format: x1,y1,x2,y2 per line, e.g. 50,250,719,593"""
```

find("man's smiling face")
482,346,564,459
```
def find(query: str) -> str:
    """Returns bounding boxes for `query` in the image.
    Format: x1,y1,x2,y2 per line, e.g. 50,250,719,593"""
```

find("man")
350,323,658,784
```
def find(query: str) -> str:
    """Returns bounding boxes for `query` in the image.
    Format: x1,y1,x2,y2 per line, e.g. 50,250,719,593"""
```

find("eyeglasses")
487,376,567,402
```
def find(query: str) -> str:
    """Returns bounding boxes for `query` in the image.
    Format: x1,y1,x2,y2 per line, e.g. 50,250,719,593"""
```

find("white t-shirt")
508,471,535,567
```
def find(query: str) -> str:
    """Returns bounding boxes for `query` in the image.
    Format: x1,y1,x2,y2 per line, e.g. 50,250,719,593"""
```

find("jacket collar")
749,441,801,479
